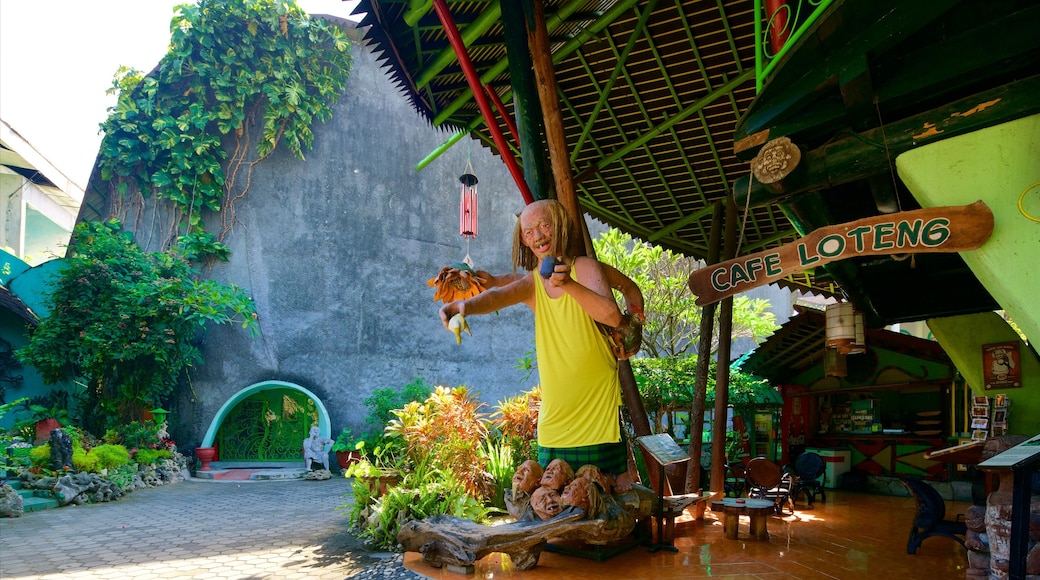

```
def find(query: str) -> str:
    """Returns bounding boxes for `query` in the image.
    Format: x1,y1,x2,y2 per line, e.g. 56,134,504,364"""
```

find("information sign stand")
977,433,1040,580
636,434,689,553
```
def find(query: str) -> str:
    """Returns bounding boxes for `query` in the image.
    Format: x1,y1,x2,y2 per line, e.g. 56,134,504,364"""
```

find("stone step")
22,495,59,513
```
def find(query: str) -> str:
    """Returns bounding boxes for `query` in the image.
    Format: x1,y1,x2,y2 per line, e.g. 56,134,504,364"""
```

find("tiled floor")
403,490,971,579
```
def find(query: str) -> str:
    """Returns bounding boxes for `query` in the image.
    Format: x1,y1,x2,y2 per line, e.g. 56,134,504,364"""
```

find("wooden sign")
688,201,993,306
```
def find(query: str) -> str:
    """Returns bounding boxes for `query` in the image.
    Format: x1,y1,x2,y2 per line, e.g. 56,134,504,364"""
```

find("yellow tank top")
534,269,620,448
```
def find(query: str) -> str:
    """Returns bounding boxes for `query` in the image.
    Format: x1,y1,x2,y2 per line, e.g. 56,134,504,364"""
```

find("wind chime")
458,166,479,268
426,161,488,304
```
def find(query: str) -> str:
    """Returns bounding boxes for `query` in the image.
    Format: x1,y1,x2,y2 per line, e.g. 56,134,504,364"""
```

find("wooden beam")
734,75,1040,207
526,0,580,252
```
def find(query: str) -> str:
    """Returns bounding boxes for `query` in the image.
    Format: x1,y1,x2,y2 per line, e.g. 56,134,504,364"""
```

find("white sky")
0,0,362,187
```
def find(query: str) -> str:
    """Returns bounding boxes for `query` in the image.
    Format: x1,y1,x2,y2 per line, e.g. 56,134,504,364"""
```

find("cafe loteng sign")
688,201,994,306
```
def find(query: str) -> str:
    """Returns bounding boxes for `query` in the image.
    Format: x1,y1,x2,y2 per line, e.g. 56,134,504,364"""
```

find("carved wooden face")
560,476,590,511
531,486,563,520
539,458,574,489
574,464,613,496
512,460,543,496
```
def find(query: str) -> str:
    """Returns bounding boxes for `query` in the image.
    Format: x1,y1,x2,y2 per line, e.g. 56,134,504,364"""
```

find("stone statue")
49,428,74,471
303,426,333,471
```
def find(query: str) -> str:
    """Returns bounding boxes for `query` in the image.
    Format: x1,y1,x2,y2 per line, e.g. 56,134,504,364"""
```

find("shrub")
86,444,131,471
134,448,172,465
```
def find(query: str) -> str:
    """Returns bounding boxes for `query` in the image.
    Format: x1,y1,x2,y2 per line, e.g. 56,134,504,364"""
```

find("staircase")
5,479,59,513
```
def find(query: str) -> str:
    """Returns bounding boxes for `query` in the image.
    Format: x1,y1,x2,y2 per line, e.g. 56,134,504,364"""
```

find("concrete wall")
163,39,538,445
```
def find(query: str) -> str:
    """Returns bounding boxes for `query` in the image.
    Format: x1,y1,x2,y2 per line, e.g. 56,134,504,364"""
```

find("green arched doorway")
200,381,331,462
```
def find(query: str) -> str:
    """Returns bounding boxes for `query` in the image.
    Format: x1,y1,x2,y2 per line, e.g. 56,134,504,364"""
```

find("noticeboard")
978,433,1040,471
636,433,689,466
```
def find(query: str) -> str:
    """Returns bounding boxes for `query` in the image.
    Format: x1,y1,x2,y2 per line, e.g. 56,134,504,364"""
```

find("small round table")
710,497,774,540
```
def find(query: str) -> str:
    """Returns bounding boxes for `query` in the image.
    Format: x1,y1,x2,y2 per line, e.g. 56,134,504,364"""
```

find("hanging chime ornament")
459,172,478,241
426,167,488,304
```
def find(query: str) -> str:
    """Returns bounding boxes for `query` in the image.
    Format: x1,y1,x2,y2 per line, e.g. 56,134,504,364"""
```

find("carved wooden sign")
688,200,994,306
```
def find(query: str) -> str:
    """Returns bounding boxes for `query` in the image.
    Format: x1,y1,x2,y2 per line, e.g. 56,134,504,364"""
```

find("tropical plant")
385,385,492,501
349,455,489,550
630,355,777,436
331,426,362,453
480,439,515,510
362,378,432,430
97,0,353,261
489,386,540,462
16,220,258,433
593,228,779,357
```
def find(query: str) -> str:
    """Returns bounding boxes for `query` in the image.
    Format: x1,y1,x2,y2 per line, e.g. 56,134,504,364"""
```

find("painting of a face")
531,486,563,520
539,458,574,489
512,460,543,496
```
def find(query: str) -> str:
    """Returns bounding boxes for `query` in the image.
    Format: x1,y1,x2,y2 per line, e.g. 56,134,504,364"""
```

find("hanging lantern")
825,302,856,351
826,302,867,355
459,173,478,238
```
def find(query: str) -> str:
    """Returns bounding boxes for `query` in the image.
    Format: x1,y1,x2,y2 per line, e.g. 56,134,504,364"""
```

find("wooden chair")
723,461,746,497
745,457,793,515
899,477,967,554
790,452,826,506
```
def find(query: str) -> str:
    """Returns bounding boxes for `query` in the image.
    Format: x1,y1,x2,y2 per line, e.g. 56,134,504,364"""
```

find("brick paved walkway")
0,477,375,579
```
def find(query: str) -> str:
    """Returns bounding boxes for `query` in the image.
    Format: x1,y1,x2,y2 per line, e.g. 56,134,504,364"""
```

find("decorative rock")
0,483,24,518
305,469,333,481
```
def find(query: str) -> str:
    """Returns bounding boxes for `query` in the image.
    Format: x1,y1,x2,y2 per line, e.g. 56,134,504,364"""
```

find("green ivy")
16,220,258,433
97,0,352,260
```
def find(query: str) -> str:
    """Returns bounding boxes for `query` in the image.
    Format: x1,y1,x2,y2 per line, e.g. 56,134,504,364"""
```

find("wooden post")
685,201,723,494
525,0,581,255
710,196,739,495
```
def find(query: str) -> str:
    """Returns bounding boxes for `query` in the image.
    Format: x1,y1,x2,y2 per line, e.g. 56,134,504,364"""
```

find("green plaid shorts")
538,440,628,476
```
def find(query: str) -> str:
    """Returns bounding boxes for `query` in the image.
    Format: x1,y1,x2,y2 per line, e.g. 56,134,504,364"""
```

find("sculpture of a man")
303,426,333,470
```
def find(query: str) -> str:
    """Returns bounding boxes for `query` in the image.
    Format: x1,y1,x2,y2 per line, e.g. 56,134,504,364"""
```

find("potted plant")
25,399,72,445
344,439,403,497
331,427,362,469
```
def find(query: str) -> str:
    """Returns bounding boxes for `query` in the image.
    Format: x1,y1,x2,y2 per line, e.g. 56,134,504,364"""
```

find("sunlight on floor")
404,490,970,579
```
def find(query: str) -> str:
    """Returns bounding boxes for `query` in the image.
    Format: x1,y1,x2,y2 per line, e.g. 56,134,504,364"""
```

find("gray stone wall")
171,38,538,444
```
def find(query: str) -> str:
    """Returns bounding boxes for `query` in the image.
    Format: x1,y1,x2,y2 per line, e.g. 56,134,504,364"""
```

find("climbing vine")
97,0,353,260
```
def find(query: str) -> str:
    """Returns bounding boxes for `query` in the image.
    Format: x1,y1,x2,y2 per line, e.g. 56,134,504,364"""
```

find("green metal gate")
214,388,318,462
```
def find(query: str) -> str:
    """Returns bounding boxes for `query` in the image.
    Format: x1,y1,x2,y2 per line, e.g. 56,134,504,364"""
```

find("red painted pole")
432,0,534,205
485,82,521,153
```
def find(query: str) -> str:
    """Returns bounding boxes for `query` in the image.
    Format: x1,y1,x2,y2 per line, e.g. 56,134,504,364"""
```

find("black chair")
745,457,793,514
790,452,826,506
899,477,967,554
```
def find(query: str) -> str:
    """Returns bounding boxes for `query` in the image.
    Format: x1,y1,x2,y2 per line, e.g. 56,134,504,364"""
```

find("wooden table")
710,498,774,540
